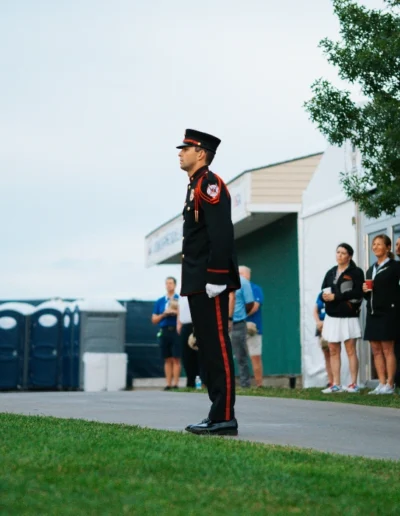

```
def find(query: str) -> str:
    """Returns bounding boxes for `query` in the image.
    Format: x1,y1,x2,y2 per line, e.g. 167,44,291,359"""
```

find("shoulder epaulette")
193,171,229,221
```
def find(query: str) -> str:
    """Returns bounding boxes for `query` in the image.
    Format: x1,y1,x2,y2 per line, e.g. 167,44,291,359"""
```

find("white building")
146,143,399,387
146,154,323,382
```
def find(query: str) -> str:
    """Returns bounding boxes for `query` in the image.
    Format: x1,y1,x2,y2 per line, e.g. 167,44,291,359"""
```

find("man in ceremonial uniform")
177,129,240,436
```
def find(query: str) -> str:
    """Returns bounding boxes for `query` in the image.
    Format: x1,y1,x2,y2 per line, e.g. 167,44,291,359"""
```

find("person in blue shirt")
151,277,180,390
313,292,333,387
240,266,264,388
230,267,255,388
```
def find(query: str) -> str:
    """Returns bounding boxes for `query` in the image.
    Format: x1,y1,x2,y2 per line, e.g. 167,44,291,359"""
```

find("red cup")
365,279,374,291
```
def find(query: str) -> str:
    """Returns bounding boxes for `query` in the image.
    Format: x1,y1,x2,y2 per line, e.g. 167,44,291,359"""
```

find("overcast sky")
0,0,384,301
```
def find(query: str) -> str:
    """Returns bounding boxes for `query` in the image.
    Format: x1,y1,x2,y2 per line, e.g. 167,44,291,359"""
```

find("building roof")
231,151,323,181
145,152,323,238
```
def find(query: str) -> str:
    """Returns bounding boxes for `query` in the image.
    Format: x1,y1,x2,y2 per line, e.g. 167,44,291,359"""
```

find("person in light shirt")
239,266,264,388
230,268,255,388
313,292,333,387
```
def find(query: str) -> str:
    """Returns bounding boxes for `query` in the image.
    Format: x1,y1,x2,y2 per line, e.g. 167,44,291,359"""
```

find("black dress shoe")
185,418,238,436
185,418,210,431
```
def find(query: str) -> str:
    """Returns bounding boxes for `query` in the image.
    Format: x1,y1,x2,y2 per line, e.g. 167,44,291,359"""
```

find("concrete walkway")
1,391,399,460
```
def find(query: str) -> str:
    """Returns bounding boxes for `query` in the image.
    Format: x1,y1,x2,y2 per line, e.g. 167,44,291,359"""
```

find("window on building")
393,225,400,243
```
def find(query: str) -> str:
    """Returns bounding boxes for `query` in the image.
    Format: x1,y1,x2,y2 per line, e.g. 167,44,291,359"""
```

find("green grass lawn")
0,414,399,515
178,386,400,409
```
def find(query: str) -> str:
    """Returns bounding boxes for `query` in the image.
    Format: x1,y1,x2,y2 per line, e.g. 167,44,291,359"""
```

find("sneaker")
321,384,343,393
344,383,360,393
368,383,385,395
379,383,395,395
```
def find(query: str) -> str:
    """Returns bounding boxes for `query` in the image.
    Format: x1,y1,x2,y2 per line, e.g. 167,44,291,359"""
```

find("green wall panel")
235,214,300,375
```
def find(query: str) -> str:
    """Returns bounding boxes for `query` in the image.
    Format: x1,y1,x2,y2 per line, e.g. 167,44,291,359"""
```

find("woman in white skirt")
320,243,365,393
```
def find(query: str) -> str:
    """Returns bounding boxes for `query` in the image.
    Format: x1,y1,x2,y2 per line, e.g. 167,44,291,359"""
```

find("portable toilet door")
71,305,81,389
28,308,63,389
61,307,73,390
0,309,26,390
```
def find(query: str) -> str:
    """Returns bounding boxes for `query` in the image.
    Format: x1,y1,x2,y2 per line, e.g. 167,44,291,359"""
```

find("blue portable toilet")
60,302,80,390
0,302,35,390
28,300,64,389
61,305,73,389
70,303,81,389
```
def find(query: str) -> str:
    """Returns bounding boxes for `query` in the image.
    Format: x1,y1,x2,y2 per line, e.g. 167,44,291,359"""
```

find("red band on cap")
184,138,201,145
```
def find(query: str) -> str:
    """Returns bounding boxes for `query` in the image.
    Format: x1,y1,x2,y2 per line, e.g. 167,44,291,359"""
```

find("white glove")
206,283,227,298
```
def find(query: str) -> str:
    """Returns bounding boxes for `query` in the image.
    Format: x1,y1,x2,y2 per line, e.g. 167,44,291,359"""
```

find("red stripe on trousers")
215,296,231,421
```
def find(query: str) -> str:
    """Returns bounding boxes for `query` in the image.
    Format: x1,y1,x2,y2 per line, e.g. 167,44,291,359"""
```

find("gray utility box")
75,299,127,389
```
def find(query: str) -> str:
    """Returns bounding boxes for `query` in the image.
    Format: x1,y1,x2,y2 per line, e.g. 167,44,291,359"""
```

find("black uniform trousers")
181,323,203,388
188,290,235,421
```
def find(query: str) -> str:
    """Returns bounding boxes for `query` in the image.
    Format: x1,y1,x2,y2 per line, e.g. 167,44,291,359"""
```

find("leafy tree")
305,0,400,218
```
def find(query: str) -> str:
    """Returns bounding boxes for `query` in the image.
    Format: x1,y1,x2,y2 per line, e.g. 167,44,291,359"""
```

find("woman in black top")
363,234,400,395
320,243,364,393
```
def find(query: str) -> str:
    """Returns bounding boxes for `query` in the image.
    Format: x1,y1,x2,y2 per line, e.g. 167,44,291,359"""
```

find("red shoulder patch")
197,173,226,204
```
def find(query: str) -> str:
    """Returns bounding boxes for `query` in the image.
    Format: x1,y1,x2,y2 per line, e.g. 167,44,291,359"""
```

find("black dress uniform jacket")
364,259,400,316
321,263,364,318
180,166,240,296
364,259,400,341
